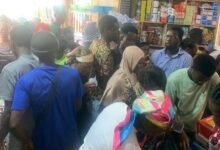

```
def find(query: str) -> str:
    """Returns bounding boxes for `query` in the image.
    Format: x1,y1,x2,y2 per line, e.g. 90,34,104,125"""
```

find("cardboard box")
207,16,213,20
201,20,207,25
196,15,201,20
213,3,219,10
207,20,212,25
201,15,207,20
213,11,218,16
213,16,218,21
197,116,217,140
212,21,217,26
196,19,201,24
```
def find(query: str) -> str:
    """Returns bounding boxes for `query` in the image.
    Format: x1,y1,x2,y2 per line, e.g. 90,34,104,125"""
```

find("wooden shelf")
137,0,220,49
141,22,216,28
141,21,164,25
167,23,191,26
192,24,217,28
188,0,219,3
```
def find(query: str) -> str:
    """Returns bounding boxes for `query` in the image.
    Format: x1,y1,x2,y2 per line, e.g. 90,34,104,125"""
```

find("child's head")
209,84,220,127
139,65,167,91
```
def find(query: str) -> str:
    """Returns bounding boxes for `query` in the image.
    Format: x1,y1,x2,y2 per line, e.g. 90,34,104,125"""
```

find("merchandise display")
136,0,220,49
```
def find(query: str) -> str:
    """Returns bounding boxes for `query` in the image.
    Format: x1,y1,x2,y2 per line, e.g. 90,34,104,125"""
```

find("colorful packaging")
197,116,217,140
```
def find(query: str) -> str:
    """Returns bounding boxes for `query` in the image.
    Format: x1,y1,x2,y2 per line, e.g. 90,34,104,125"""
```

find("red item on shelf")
197,116,217,140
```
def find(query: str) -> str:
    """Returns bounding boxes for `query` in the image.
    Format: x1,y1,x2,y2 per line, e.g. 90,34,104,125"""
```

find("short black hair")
192,54,216,77
121,23,138,35
98,15,118,34
168,27,184,41
181,38,196,50
189,28,203,44
211,84,220,105
139,65,167,91
10,24,33,48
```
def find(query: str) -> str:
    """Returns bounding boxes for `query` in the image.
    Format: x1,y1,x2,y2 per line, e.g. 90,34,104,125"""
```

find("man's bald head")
31,32,59,63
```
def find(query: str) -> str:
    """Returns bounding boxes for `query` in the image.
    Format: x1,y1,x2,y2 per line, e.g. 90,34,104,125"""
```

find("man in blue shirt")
10,32,84,150
151,27,192,77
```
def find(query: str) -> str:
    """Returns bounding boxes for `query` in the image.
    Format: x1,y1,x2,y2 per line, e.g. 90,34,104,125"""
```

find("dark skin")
165,30,181,56
186,46,197,58
119,32,138,53
134,57,147,77
188,68,211,85
101,23,120,46
0,101,11,150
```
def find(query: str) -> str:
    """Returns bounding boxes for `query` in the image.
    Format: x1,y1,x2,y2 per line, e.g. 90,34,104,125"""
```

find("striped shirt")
151,48,193,77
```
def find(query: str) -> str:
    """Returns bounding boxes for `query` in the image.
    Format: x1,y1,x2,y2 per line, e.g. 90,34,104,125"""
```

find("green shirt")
166,68,220,132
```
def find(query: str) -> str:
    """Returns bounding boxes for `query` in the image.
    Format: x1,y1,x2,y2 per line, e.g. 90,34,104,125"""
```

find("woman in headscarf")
101,46,145,107
80,90,176,150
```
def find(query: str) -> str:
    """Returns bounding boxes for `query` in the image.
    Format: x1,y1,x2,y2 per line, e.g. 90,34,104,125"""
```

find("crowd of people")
1,4,220,150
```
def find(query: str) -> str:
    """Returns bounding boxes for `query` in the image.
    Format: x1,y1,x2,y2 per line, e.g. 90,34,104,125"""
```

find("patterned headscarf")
113,90,174,150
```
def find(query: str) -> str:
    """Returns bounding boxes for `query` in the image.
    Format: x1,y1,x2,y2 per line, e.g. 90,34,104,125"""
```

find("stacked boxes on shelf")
212,3,219,26
173,2,186,23
195,3,219,26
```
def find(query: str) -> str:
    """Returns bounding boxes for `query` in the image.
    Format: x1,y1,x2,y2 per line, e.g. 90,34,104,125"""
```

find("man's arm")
9,78,32,147
10,111,30,143
0,69,16,146
0,101,11,148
